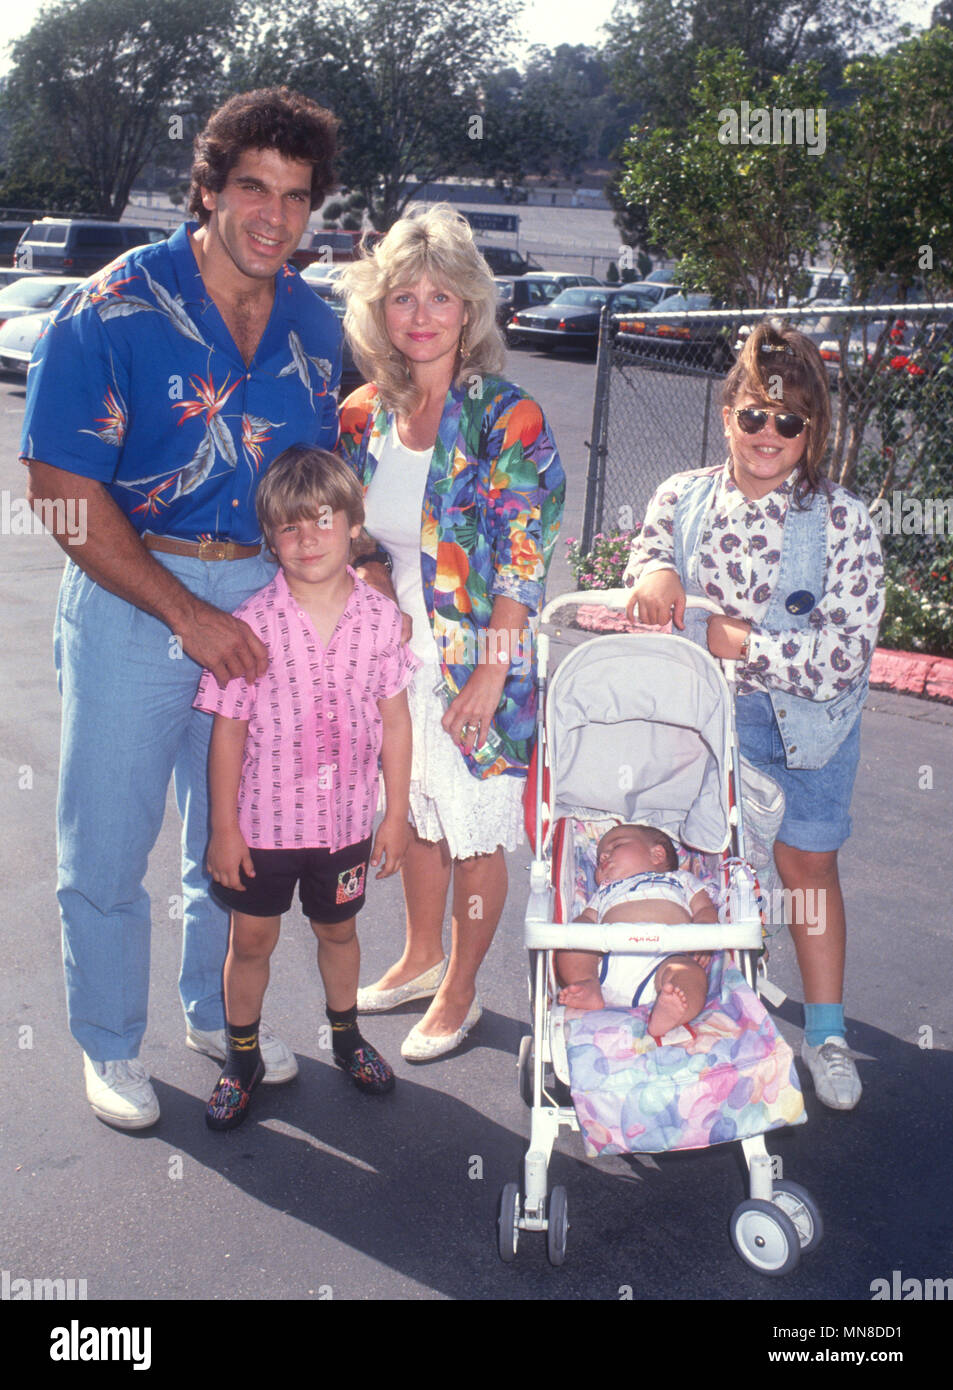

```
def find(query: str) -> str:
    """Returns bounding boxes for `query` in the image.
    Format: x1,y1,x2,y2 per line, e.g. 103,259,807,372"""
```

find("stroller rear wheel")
546,1186,569,1266
498,1182,521,1262
730,1199,800,1276
771,1180,823,1253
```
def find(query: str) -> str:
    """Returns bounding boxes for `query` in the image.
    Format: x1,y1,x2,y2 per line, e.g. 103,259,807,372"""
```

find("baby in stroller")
556,823,719,1039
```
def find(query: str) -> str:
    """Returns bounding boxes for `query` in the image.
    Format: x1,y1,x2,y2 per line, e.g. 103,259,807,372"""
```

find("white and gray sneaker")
185,1020,298,1084
800,1036,862,1110
83,1055,160,1129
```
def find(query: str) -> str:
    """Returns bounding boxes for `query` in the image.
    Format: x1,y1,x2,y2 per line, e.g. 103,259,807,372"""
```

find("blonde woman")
337,205,565,1059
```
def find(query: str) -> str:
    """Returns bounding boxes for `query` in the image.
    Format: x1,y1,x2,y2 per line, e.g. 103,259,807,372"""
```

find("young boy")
193,446,418,1130
556,823,718,1040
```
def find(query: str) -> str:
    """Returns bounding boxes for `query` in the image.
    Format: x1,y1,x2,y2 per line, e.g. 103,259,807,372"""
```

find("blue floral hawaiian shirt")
20,222,341,544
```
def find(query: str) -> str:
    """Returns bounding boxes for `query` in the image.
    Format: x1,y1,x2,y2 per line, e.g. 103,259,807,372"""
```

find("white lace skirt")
402,663,526,859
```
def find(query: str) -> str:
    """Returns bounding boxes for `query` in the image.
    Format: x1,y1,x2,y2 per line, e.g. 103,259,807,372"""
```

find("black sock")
224,1018,261,1087
327,1004,362,1060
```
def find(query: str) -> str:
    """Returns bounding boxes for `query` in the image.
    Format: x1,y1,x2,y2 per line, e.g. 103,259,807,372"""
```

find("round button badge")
785,590,816,615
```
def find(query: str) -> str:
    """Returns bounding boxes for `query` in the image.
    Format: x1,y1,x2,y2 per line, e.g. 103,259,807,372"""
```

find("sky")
0,0,938,73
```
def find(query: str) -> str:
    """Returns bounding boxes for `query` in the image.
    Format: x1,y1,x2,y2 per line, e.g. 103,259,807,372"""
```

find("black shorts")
211,837,373,922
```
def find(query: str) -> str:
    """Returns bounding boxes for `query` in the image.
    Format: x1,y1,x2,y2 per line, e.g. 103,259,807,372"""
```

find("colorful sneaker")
205,1060,265,1131
800,1036,862,1110
83,1054,159,1130
333,1043,395,1095
186,1020,298,1084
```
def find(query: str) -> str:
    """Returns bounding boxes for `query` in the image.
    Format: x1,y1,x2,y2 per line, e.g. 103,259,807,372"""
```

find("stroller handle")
540,588,739,682
541,587,726,624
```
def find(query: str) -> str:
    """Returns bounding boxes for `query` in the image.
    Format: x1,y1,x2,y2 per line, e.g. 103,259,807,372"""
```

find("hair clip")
759,343,794,355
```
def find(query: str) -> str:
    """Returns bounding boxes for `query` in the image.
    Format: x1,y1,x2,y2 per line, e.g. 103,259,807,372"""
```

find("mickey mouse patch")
336,863,366,905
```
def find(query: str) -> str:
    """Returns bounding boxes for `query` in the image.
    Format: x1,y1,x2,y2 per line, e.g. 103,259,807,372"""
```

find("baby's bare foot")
649,980,691,1038
557,980,604,1012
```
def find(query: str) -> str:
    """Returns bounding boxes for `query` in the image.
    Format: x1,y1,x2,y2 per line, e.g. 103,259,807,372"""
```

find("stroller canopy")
545,633,732,853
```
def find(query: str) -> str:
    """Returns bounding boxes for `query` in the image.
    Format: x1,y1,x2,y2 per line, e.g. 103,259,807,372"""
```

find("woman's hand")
706,614,751,660
442,661,508,753
626,569,687,629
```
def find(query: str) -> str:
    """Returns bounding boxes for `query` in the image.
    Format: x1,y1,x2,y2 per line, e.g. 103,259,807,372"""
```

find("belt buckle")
198,539,227,561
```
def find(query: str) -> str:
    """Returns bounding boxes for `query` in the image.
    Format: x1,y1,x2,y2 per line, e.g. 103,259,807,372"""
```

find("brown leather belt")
142,535,262,562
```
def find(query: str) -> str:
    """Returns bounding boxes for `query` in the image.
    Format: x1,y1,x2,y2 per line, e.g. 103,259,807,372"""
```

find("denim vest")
672,468,869,770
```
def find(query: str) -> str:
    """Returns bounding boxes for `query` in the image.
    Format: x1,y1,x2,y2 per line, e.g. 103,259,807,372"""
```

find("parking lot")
1,336,950,1337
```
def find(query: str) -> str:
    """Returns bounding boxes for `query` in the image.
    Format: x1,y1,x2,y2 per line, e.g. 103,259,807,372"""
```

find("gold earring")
459,332,470,362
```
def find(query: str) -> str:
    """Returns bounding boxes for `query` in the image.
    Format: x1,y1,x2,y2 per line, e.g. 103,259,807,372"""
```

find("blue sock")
804,1003,844,1047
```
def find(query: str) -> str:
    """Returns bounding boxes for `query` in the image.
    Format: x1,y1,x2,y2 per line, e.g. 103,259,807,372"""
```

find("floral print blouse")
623,462,884,700
339,375,565,777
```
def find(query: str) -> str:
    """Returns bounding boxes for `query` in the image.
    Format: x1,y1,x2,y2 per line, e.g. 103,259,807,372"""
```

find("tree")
615,29,953,494
821,26,953,485
604,0,900,131
3,0,236,218
231,0,521,231
617,50,830,305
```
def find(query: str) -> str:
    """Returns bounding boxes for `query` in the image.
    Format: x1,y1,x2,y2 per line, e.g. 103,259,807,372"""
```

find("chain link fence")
582,300,953,534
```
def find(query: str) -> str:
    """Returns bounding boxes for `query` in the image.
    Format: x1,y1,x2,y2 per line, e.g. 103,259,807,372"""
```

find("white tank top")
363,421,441,665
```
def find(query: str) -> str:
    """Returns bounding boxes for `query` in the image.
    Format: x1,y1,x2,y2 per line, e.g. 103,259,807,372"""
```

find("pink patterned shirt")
194,567,419,850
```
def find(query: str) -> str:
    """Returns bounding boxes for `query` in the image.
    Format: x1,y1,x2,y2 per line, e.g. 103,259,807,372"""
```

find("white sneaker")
800,1036,862,1110
185,1020,298,1084
83,1055,159,1130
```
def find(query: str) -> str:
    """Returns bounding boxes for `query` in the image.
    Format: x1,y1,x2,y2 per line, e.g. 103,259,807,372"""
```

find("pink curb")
566,603,953,704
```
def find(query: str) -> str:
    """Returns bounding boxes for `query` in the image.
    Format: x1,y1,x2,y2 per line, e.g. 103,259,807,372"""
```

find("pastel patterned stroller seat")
560,815,805,1156
567,953,805,1157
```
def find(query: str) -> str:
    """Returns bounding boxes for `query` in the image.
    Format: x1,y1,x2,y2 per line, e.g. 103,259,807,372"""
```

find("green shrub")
565,528,641,590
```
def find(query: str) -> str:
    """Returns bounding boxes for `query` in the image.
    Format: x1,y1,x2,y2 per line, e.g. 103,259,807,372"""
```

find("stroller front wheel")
730,1199,801,1276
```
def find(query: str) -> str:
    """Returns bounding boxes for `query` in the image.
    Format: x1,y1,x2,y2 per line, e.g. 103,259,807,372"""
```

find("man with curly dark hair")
22,88,342,1130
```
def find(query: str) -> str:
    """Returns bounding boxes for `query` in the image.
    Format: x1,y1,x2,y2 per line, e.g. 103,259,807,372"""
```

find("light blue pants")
53,550,275,1061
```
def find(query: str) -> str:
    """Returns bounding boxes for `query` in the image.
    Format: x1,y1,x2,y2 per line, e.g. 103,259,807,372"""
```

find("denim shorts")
734,692,862,853
211,837,373,922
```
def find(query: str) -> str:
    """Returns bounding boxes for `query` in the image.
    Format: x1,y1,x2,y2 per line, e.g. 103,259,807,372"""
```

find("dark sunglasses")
732,407,810,439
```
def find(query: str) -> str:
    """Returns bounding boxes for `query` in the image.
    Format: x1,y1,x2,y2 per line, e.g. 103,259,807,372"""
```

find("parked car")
616,291,737,371
303,278,363,393
300,263,345,285
0,267,40,289
0,221,31,267
494,275,562,325
505,286,657,352
796,309,937,384
0,310,49,374
522,271,604,291
13,220,167,276
0,276,83,330
290,228,383,269
478,244,542,276
623,280,683,306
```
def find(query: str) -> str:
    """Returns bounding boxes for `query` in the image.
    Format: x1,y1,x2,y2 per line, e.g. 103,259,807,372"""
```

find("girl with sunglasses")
623,321,884,1111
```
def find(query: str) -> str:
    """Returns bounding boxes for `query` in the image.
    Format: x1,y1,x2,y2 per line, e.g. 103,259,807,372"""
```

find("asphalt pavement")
1,347,950,1339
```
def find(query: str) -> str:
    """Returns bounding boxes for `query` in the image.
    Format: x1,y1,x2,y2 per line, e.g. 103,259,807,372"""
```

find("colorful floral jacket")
339,375,565,778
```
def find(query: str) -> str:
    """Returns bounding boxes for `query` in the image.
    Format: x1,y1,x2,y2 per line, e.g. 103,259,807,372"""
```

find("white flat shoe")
356,958,449,1014
400,998,482,1062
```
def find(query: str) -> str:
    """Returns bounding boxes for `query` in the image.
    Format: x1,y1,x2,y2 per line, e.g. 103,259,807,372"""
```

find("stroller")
498,592,821,1275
